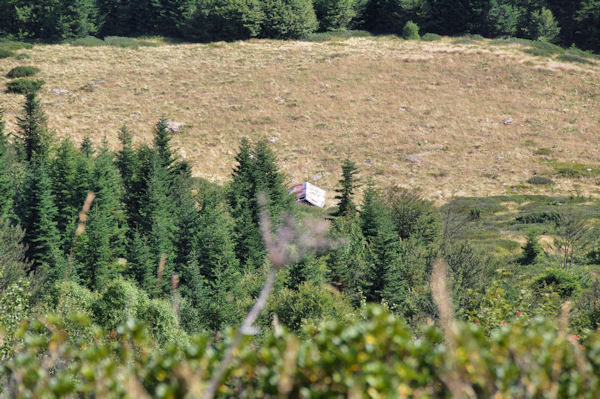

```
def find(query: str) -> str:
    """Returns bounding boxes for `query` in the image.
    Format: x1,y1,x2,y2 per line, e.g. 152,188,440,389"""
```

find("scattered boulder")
267,136,278,143
503,118,514,125
166,121,185,133
51,89,69,95
405,154,424,163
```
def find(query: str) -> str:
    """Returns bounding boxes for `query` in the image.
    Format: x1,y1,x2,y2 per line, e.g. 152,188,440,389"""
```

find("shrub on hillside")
6,79,45,94
0,49,14,59
7,66,41,78
527,176,554,185
185,0,264,42
312,0,355,31
402,20,420,39
529,7,561,43
261,0,318,39
421,32,441,41
92,278,150,331
533,268,581,299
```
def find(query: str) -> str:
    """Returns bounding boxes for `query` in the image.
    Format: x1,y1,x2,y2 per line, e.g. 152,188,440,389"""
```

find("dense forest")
0,0,599,51
3,81,600,395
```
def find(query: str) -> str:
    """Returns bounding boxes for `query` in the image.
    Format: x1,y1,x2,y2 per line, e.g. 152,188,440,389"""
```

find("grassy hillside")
1,36,599,203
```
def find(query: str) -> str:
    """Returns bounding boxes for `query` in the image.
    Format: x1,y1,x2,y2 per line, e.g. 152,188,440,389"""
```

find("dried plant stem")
66,192,95,280
202,268,277,399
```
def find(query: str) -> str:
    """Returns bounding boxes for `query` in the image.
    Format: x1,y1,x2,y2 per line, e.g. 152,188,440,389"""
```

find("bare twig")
431,258,476,399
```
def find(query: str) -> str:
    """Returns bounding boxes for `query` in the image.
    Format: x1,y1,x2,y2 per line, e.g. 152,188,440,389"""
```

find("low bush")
515,211,560,224
402,20,420,40
6,79,45,94
534,147,552,155
0,49,15,59
301,29,371,41
6,66,40,78
421,32,442,41
533,268,581,298
524,40,565,57
527,176,554,185
67,36,105,46
0,40,33,50
556,54,596,65
103,36,157,48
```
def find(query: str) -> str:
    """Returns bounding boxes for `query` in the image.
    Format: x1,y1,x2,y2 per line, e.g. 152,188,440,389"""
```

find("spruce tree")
16,92,51,163
333,158,359,217
140,153,176,294
17,157,63,279
125,231,156,291
50,140,82,246
74,147,127,290
359,185,404,305
227,138,293,269
327,215,368,306
0,107,16,220
520,231,543,265
116,127,142,232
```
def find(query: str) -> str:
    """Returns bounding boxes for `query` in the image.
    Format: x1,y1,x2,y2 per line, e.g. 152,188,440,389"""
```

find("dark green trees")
313,0,355,31
260,0,318,39
333,158,359,217
16,93,51,163
18,158,63,279
228,138,293,269
186,0,263,42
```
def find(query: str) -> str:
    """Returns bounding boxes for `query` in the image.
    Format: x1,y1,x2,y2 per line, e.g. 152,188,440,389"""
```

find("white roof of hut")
289,182,326,208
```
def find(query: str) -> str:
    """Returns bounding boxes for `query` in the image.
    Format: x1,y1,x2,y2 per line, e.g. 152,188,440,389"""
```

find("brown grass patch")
1,37,599,204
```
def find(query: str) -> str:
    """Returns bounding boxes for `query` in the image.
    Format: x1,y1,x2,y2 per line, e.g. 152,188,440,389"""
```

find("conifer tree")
359,185,404,305
327,215,368,306
116,127,142,232
140,153,176,294
333,158,359,217
0,107,16,220
172,174,200,269
16,92,51,163
80,136,95,158
228,138,293,269
17,157,63,279
124,231,156,291
74,147,127,290
50,140,82,246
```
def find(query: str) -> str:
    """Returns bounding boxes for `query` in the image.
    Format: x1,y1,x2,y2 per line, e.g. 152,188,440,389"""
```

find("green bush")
534,268,581,299
515,211,560,224
92,278,150,331
524,40,565,57
103,36,157,48
0,40,33,51
146,298,180,345
6,305,600,397
67,35,106,46
5,79,45,94
261,0,318,39
15,53,30,60
313,0,355,31
402,20,420,40
185,0,264,42
529,7,561,43
527,176,554,185
421,32,442,41
6,66,41,78
0,49,15,59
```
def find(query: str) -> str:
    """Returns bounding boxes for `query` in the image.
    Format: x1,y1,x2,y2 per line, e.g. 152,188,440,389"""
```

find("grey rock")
503,118,514,125
405,154,424,163
267,136,278,143
166,121,185,133
51,89,69,95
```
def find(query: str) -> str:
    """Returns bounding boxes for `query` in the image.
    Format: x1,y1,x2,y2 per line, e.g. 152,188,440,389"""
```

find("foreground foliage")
3,305,600,398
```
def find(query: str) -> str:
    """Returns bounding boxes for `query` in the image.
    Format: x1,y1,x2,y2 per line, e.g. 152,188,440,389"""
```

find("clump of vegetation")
533,268,581,298
261,0,318,39
557,53,596,64
527,176,554,185
0,49,15,59
551,161,598,178
534,147,552,156
103,36,157,48
516,211,560,224
67,35,106,46
6,79,45,94
7,66,41,78
301,29,371,42
519,231,543,265
402,21,420,40
524,40,565,57
0,40,33,51
421,32,442,41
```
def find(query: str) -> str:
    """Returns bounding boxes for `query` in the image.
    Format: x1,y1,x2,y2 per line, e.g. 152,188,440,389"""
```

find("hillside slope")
1,37,599,203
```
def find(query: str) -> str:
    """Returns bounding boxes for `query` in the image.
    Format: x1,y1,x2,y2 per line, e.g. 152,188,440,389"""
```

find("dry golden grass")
1,37,599,204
